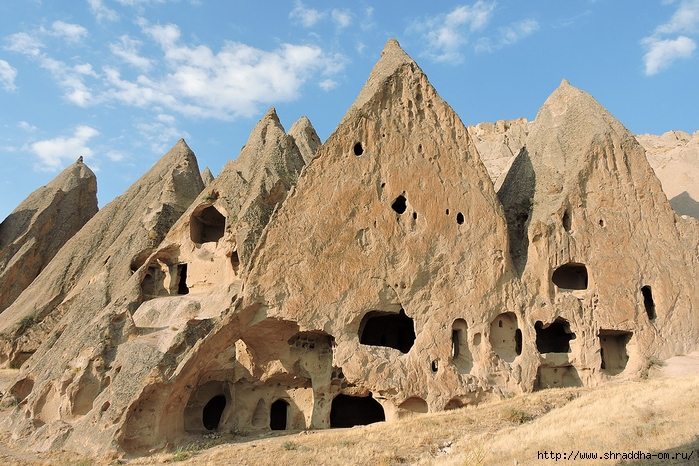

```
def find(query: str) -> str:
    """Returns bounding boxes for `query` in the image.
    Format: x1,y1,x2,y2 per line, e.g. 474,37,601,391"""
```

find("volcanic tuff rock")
1,109,309,455
201,167,215,187
0,140,203,368
2,39,699,459
637,130,699,219
467,118,529,190
0,158,97,314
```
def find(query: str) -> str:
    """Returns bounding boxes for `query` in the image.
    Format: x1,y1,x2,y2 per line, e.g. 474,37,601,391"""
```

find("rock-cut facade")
2,39,699,458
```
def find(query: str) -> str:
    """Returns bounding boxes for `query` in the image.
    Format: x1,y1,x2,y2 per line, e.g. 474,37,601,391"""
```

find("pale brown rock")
467,118,529,190
0,140,204,368
288,116,321,163
201,167,215,187
2,41,699,460
0,158,97,314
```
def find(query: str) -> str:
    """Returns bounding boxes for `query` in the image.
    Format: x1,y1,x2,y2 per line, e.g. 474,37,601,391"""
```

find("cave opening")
359,309,415,353
270,399,288,430
202,395,226,431
330,394,385,428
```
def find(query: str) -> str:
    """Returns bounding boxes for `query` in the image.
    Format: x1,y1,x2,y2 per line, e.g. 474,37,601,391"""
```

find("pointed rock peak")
559,78,571,87
76,156,84,164
201,167,215,187
263,107,281,124
289,116,321,163
350,38,418,111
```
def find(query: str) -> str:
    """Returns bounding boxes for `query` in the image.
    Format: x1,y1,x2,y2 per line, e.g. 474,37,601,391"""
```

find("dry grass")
1,372,697,465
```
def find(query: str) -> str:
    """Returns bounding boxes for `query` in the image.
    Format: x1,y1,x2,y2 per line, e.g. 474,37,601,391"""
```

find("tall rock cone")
2,112,307,456
0,139,203,368
288,115,321,163
156,37,514,436
498,79,699,389
200,167,215,187
0,158,98,313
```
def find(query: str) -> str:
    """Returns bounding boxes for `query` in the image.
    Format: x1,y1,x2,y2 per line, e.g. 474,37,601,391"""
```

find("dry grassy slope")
1,359,698,465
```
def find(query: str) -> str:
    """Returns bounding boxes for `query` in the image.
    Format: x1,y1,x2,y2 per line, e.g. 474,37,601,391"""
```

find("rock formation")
1,40,699,460
0,158,97,314
637,130,699,219
467,118,529,190
201,167,215,187
0,140,203,368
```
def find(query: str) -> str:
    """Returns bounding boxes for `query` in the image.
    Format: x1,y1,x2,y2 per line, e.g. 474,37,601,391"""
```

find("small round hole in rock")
412,212,417,220
456,212,464,224
353,143,364,156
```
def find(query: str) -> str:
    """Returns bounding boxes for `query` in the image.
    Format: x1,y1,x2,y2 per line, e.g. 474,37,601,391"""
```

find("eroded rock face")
0,140,203,369
201,167,215,187
0,158,97,314
2,41,699,460
467,118,529,190
289,116,321,164
637,130,699,219
499,79,699,389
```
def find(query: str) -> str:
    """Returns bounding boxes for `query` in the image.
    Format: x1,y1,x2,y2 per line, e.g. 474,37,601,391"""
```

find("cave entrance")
270,399,288,430
535,318,575,353
451,319,472,373
330,394,385,428
599,330,633,375
489,312,521,362
359,309,415,353
202,395,226,431
552,263,588,290
190,205,225,244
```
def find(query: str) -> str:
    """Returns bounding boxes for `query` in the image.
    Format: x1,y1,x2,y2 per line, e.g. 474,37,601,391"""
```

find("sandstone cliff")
0,158,97,314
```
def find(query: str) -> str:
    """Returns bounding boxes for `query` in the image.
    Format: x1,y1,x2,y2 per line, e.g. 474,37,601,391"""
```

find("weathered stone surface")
289,116,321,163
2,41,699,460
637,130,699,219
467,118,529,190
499,79,699,389
0,111,308,456
0,140,203,368
201,167,215,187
0,158,97,314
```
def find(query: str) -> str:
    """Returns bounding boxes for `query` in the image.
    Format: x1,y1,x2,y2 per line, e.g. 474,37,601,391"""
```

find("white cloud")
87,0,119,22
476,19,540,52
4,32,45,57
110,35,152,70
40,58,97,106
331,9,352,29
642,0,699,75
319,78,338,91
643,35,696,74
51,21,89,42
290,1,326,28
18,121,37,131
106,150,125,161
29,125,99,171
101,21,346,119
0,60,17,91
136,120,188,154
413,1,496,63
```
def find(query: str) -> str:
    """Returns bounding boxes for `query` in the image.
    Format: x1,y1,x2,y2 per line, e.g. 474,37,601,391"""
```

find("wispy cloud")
87,0,119,22
110,35,152,70
18,121,37,131
4,32,44,56
0,60,18,91
100,20,346,119
411,1,496,63
331,9,353,29
476,18,539,52
290,1,353,30
642,0,699,75
29,125,99,171
51,21,89,42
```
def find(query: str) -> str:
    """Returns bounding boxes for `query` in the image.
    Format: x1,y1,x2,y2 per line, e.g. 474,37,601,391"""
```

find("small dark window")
202,395,226,430
353,143,364,156
412,212,417,220
270,399,288,430
231,251,240,274
177,264,189,295
562,210,571,232
456,212,464,224
391,195,407,214
552,263,588,290
515,329,522,356
431,360,438,372
446,209,450,215
190,206,225,244
451,330,460,358
535,319,575,353
641,286,656,320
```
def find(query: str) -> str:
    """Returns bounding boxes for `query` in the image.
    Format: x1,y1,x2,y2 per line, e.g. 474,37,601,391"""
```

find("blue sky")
1,0,698,220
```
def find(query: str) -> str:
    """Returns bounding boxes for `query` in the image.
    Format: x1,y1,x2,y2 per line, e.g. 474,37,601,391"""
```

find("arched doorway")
202,395,226,430
270,399,288,430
